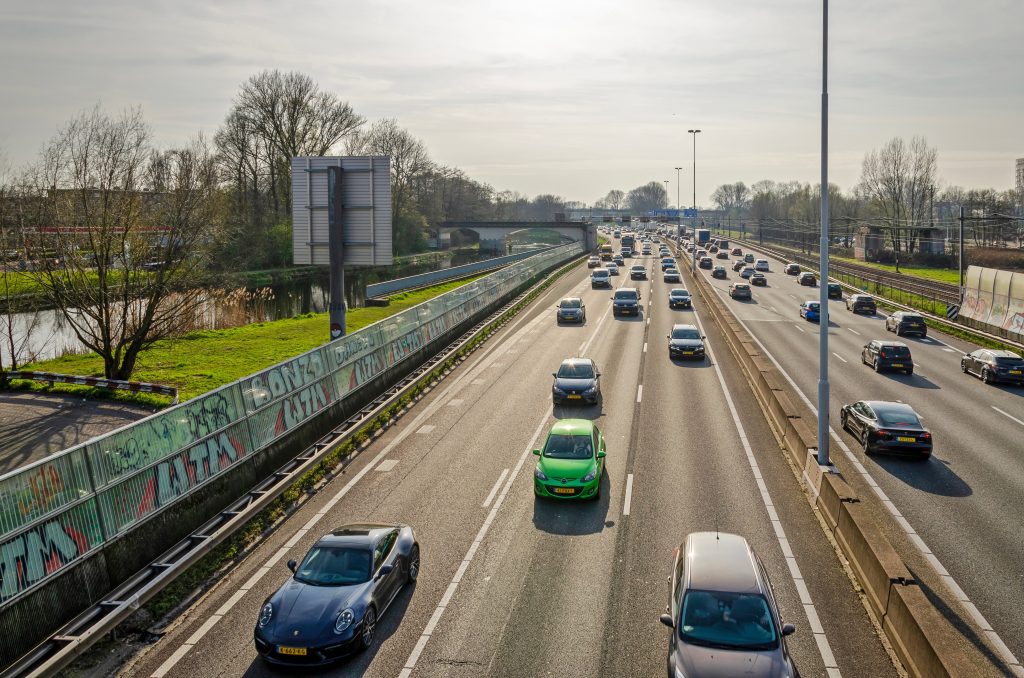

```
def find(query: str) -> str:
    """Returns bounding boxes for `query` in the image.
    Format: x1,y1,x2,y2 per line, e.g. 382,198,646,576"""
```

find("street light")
688,130,701,270
675,167,683,238
816,0,831,466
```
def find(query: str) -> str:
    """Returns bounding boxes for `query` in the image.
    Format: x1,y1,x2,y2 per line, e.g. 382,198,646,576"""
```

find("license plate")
682,351,693,355
1010,370,1022,375
568,395,582,400
896,436,916,443
553,487,575,494
890,363,904,368
277,646,307,656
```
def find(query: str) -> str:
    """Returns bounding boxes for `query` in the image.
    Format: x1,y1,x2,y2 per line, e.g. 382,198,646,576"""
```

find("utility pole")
816,0,830,466
675,167,683,238
959,206,965,295
688,130,701,209
327,165,346,341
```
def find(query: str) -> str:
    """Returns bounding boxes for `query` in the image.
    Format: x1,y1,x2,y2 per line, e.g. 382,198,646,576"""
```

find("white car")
754,259,770,272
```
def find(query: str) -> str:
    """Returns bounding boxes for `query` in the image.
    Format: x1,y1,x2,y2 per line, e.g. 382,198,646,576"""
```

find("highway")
689,241,1024,673
116,243,902,678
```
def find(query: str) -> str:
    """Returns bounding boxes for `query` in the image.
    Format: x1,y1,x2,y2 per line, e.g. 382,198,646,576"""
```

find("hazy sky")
1,0,1022,206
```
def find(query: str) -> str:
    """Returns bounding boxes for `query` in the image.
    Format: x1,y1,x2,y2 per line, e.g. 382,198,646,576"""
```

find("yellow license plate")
568,395,582,400
1010,370,1022,375
553,487,575,494
890,363,903,367
896,436,916,443
278,646,307,656
682,351,693,355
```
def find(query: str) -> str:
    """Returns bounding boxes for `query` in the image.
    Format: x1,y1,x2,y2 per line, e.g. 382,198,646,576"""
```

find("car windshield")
559,299,581,309
679,591,778,650
557,362,594,379
807,303,819,310
294,546,372,586
876,408,922,428
671,290,690,297
544,434,594,459
671,328,701,340
615,290,639,300
881,345,910,356
901,315,923,323
667,268,679,274
734,285,749,290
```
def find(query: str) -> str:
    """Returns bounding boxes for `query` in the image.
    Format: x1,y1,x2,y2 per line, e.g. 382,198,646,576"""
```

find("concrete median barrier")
676,240,1003,678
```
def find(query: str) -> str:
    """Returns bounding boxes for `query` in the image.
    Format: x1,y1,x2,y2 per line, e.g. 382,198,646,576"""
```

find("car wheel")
873,359,881,373
896,326,903,337
840,411,848,432
983,367,994,384
407,544,420,583
905,368,913,376
961,360,969,373
861,431,872,455
359,607,377,651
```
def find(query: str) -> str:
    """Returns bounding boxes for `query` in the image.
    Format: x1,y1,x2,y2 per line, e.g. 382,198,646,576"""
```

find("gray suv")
660,532,797,678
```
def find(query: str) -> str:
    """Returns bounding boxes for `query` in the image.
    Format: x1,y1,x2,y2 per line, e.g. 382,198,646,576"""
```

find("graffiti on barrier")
0,504,102,601
91,391,241,484
244,351,329,412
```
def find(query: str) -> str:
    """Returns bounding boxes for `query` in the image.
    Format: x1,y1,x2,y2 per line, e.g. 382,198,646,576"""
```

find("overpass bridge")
439,220,597,253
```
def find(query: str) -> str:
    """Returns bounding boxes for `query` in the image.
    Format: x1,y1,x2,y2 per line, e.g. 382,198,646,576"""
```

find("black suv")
827,283,842,299
886,311,927,337
846,294,876,314
612,288,642,316
861,340,913,374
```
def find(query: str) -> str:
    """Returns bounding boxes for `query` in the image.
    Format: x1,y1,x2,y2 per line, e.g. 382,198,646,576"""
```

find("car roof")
669,288,690,294
876,340,907,347
684,532,763,594
672,323,698,331
560,297,581,303
549,418,595,436
319,523,399,547
988,349,1022,358
560,357,595,367
864,400,917,415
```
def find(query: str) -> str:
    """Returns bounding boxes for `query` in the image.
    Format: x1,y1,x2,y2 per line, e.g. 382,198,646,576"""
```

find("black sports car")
254,523,419,665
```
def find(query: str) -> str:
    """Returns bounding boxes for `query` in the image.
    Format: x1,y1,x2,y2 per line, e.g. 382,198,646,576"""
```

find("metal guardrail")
5,371,179,404
365,247,550,298
1,246,589,678
0,243,583,619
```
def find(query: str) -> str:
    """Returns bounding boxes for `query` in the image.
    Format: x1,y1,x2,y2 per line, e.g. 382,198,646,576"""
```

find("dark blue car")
799,300,820,322
254,523,419,665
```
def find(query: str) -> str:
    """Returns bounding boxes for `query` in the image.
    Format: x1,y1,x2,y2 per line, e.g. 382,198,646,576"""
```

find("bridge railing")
0,241,584,609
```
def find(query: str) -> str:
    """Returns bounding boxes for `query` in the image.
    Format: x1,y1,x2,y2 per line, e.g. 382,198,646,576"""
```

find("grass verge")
15,274,489,405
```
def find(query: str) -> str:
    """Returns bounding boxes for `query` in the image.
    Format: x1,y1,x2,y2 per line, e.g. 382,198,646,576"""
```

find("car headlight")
334,608,355,634
584,385,597,394
581,468,598,483
534,468,548,481
258,602,273,628
552,386,565,395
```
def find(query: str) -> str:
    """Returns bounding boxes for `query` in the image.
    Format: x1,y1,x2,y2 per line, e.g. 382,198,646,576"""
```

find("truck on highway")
696,229,710,244
621,234,636,256
599,243,613,261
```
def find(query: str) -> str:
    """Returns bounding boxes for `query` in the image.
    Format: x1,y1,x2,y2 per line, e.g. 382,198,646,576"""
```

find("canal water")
1,252,485,366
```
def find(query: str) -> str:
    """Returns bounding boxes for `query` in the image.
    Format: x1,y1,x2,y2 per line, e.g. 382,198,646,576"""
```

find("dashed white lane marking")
636,384,643,403
942,347,957,353
646,317,651,325
643,342,648,353
623,474,634,516
399,416,550,677
690,311,842,676
482,468,510,508
471,378,486,385
447,399,464,407
375,459,399,472
847,328,861,336
993,406,1024,428
794,325,806,333
832,352,848,363
417,425,435,435
726,304,1024,675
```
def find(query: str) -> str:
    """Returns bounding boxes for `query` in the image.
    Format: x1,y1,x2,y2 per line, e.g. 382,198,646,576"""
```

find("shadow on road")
243,581,417,677
881,372,941,390
871,454,972,498
552,402,603,421
532,471,612,536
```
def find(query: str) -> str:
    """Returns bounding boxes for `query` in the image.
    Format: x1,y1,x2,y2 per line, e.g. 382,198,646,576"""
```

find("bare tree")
603,189,625,210
859,136,937,254
627,182,668,213
20,108,225,380
711,182,750,215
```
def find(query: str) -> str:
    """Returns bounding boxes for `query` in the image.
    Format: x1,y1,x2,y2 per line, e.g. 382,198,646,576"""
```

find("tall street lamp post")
816,0,831,466
688,130,701,270
675,167,683,238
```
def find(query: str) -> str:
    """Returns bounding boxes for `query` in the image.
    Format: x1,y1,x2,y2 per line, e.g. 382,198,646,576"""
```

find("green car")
533,419,606,500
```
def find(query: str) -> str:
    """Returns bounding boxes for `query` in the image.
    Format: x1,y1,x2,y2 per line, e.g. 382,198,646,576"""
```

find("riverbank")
9,273,486,407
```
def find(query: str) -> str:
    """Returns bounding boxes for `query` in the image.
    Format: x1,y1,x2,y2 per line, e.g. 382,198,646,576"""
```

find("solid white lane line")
725,304,1024,674
636,384,643,403
992,406,1024,428
579,302,614,356
690,311,842,676
832,352,848,363
399,415,550,677
623,474,634,516
847,328,861,336
482,469,510,508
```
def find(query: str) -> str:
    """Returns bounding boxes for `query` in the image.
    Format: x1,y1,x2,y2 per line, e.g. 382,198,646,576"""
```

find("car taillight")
921,432,931,440
879,351,887,358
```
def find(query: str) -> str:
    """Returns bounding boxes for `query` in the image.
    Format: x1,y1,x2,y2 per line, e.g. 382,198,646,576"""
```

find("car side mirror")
596,372,601,377
782,623,796,636
597,451,606,458
666,334,670,339
552,372,557,377
533,448,541,456
660,613,674,628
287,559,297,573
377,564,394,579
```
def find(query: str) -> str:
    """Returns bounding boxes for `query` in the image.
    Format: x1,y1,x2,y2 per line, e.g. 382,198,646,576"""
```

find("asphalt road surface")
119,245,898,678
689,241,1024,674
